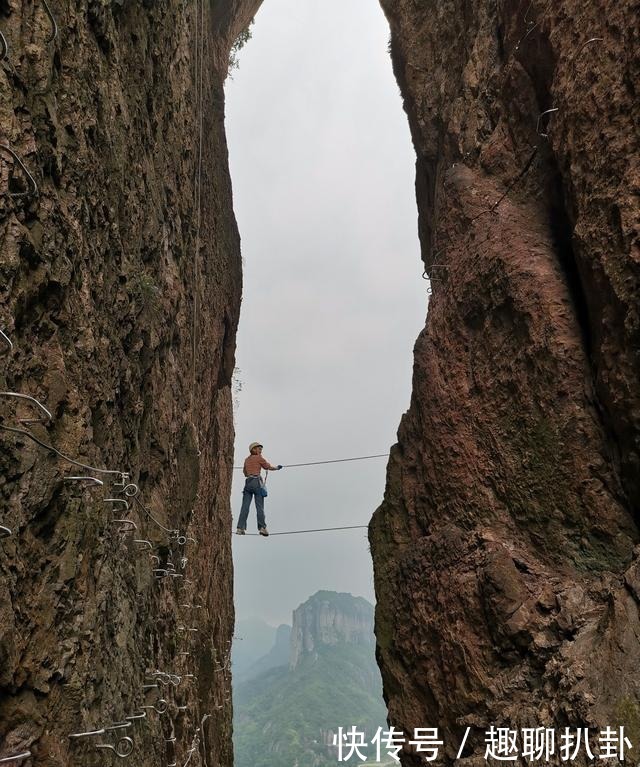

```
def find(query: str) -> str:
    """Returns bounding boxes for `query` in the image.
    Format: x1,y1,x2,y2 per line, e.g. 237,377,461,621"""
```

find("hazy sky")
226,0,426,626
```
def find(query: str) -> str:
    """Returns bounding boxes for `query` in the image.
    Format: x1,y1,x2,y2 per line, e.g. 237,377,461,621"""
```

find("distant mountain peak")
290,590,374,668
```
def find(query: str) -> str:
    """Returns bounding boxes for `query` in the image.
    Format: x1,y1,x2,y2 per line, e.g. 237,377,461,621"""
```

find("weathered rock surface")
0,0,259,764
370,0,640,762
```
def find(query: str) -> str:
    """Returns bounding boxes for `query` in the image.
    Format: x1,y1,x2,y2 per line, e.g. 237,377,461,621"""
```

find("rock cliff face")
289,591,374,669
0,0,259,765
370,0,640,762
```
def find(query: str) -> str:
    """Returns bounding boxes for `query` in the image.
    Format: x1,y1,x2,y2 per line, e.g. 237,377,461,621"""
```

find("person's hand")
277,465,283,470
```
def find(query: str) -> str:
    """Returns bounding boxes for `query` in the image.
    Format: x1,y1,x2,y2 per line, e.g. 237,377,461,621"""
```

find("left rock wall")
0,0,259,764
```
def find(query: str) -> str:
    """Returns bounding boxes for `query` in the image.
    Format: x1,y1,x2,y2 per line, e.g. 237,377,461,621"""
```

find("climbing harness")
259,471,268,497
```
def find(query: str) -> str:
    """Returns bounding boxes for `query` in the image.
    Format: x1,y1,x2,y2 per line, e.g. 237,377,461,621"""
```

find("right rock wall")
370,0,640,759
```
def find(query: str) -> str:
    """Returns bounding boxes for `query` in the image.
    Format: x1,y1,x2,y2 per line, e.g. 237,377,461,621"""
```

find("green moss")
497,413,625,572
367,513,394,652
615,698,640,750
374,606,394,652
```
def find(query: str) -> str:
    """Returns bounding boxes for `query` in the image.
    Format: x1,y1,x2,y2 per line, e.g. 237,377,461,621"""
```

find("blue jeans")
237,476,265,530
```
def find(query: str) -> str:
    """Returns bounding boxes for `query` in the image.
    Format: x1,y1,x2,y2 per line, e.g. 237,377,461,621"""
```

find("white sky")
226,0,426,626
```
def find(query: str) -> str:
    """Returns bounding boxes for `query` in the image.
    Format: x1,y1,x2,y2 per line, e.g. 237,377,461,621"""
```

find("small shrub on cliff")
232,366,243,412
228,19,254,76
130,271,160,314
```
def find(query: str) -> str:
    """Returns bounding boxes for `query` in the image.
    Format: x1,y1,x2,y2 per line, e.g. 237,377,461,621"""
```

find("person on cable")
236,442,283,537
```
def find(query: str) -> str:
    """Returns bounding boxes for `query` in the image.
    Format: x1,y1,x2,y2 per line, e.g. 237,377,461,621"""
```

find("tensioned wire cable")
232,454,387,535
238,525,368,536
232,453,389,470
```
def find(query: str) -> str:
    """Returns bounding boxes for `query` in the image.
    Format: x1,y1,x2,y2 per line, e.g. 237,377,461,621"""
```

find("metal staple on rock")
65,475,104,486
103,722,132,732
422,264,449,295
577,36,604,54
537,107,559,138
125,711,146,722
0,391,52,423
104,498,129,511
0,753,32,764
201,713,211,767
121,482,139,497
0,330,13,353
41,0,58,42
141,699,168,715
151,671,182,687
95,736,134,759
69,728,106,739
0,144,39,197
565,36,606,81
0,31,8,61
112,518,137,533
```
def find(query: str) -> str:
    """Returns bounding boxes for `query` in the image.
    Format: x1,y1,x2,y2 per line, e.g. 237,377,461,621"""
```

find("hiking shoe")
258,527,269,537
236,528,246,535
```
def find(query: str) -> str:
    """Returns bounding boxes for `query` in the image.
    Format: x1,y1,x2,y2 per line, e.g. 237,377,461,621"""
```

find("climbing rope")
238,525,368,536
233,453,389,470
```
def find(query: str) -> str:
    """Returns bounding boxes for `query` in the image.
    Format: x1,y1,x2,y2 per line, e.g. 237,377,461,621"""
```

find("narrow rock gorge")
2,0,638,765
1,0,258,764
370,0,640,762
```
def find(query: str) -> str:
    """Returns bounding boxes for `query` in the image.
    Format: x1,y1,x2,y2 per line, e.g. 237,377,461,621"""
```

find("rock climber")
236,442,283,537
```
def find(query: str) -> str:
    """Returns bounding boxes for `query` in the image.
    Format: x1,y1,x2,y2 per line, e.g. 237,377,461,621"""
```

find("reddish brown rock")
370,0,640,762
0,1,260,764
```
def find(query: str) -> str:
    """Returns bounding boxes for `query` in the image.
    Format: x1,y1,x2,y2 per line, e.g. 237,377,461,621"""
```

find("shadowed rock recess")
0,0,260,764
370,0,640,764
